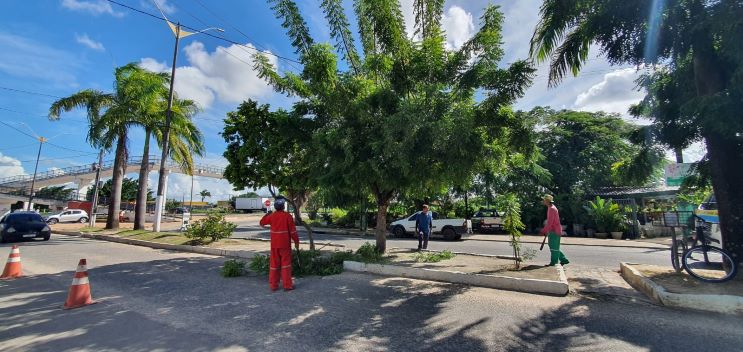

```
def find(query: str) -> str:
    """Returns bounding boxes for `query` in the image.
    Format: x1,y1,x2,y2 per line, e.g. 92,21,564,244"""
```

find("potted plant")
585,197,621,239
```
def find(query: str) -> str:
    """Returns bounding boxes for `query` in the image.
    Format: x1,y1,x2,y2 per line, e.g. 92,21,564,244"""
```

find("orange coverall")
259,210,299,290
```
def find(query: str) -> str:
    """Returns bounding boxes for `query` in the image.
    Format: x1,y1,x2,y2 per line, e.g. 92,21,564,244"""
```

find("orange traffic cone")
1,245,22,279
63,259,96,309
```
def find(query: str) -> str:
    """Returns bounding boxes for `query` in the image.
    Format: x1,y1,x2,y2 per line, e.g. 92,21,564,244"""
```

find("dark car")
0,211,52,243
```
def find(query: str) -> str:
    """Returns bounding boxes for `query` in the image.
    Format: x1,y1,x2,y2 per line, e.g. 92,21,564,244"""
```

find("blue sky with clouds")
0,0,705,201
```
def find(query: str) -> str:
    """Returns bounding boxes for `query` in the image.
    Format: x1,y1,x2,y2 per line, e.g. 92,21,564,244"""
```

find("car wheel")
79,217,88,223
442,227,456,240
48,218,58,225
455,234,462,241
393,226,406,238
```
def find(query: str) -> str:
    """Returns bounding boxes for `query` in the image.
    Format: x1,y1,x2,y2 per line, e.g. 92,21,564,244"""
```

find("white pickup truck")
388,211,466,240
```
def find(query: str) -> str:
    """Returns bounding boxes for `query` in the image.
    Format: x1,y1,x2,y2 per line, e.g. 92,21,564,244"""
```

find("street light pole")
89,150,104,227
153,22,182,232
27,136,46,211
153,22,223,232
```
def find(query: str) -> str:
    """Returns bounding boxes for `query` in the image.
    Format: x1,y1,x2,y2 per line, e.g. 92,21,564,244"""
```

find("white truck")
388,211,466,241
235,197,269,213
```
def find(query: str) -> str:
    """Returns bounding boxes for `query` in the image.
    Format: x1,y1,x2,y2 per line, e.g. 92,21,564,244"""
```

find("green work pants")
548,232,569,265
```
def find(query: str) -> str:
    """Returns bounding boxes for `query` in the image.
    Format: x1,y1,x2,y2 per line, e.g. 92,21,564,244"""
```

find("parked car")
44,209,89,224
471,209,504,233
1,211,51,243
388,211,466,240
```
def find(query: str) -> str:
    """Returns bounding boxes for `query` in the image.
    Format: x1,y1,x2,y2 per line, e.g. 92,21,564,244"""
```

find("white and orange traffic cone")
1,245,22,279
63,259,96,309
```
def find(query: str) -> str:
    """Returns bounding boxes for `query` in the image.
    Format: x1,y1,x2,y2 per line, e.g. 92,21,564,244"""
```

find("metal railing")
0,155,225,186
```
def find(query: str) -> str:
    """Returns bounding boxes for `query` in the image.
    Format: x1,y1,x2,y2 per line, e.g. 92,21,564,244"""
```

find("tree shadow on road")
0,256,490,351
502,292,743,352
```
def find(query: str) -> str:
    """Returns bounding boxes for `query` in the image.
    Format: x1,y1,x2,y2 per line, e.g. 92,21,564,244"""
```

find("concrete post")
153,170,170,231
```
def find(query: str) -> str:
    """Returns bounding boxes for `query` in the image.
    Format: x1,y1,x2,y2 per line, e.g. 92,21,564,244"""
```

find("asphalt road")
231,223,669,269
2,235,742,352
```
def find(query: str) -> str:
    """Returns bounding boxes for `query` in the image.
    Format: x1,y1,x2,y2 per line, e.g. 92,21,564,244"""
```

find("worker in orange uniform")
259,197,299,291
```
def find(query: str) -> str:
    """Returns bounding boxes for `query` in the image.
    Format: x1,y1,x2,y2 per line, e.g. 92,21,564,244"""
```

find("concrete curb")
620,262,743,315
465,237,668,250
343,260,569,296
54,231,260,260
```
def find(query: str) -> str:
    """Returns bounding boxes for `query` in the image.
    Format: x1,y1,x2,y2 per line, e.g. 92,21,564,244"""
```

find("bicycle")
671,217,737,283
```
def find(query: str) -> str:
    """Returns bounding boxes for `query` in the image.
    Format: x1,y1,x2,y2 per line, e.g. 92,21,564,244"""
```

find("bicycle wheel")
671,233,682,272
682,246,737,283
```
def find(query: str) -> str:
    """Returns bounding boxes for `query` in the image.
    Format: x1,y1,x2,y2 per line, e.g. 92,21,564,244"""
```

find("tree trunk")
374,198,391,253
286,192,315,251
703,133,743,271
693,50,743,273
106,133,127,229
134,130,151,230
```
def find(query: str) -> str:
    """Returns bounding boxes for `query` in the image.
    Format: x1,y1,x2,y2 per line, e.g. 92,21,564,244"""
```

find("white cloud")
0,153,26,178
398,2,474,49
140,0,176,15
441,6,475,50
75,33,105,51
573,68,645,116
140,41,277,109
0,32,81,84
61,0,124,17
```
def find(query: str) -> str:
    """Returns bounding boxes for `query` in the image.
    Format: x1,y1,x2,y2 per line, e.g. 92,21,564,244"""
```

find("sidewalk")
308,226,671,250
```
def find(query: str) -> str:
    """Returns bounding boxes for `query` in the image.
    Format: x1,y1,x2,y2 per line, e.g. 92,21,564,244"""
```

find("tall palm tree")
49,63,168,229
133,96,204,230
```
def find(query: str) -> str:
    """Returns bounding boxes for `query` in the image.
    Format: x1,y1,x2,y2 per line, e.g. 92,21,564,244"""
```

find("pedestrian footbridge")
0,155,225,211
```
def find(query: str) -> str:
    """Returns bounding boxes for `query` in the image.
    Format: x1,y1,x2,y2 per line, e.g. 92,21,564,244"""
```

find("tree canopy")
255,0,535,252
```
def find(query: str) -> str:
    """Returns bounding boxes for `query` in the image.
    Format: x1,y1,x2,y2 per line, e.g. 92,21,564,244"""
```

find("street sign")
665,163,692,186
264,199,271,207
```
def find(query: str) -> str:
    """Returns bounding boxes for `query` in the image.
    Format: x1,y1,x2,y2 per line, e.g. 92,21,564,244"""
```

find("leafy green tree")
199,189,211,202
222,100,317,249
257,0,535,252
49,63,167,229
535,108,663,194
86,177,149,204
35,186,75,200
531,0,743,269
134,95,204,230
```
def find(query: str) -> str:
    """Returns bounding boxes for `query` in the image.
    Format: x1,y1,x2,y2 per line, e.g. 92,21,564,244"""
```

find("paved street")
2,235,742,351
229,220,670,269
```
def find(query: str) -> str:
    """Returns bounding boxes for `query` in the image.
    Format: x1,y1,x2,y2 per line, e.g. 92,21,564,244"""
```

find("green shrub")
414,250,456,263
221,259,246,277
184,213,237,244
249,254,270,275
329,208,348,224
354,242,387,263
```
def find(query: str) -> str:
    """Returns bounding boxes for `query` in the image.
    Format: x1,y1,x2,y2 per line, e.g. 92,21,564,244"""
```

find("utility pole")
27,136,47,211
89,150,104,227
153,21,223,232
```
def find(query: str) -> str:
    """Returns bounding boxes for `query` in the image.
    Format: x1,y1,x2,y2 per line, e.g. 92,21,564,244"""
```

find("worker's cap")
543,194,554,203
274,197,286,210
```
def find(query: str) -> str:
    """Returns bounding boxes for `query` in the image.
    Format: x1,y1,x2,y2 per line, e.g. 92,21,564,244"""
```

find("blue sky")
0,0,705,201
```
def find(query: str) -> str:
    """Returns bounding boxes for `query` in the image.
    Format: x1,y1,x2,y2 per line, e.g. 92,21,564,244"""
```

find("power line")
0,106,88,124
0,120,39,140
105,0,302,66
46,142,96,155
0,86,62,99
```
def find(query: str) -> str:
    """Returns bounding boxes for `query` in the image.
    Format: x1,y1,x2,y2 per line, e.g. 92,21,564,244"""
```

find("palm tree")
49,63,167,229
529,0,743,268
133,95,204,230
199,189,211,202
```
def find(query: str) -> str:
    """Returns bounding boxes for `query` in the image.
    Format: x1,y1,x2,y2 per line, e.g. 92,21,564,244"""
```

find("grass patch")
414,250,456,263
79,227,103,233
